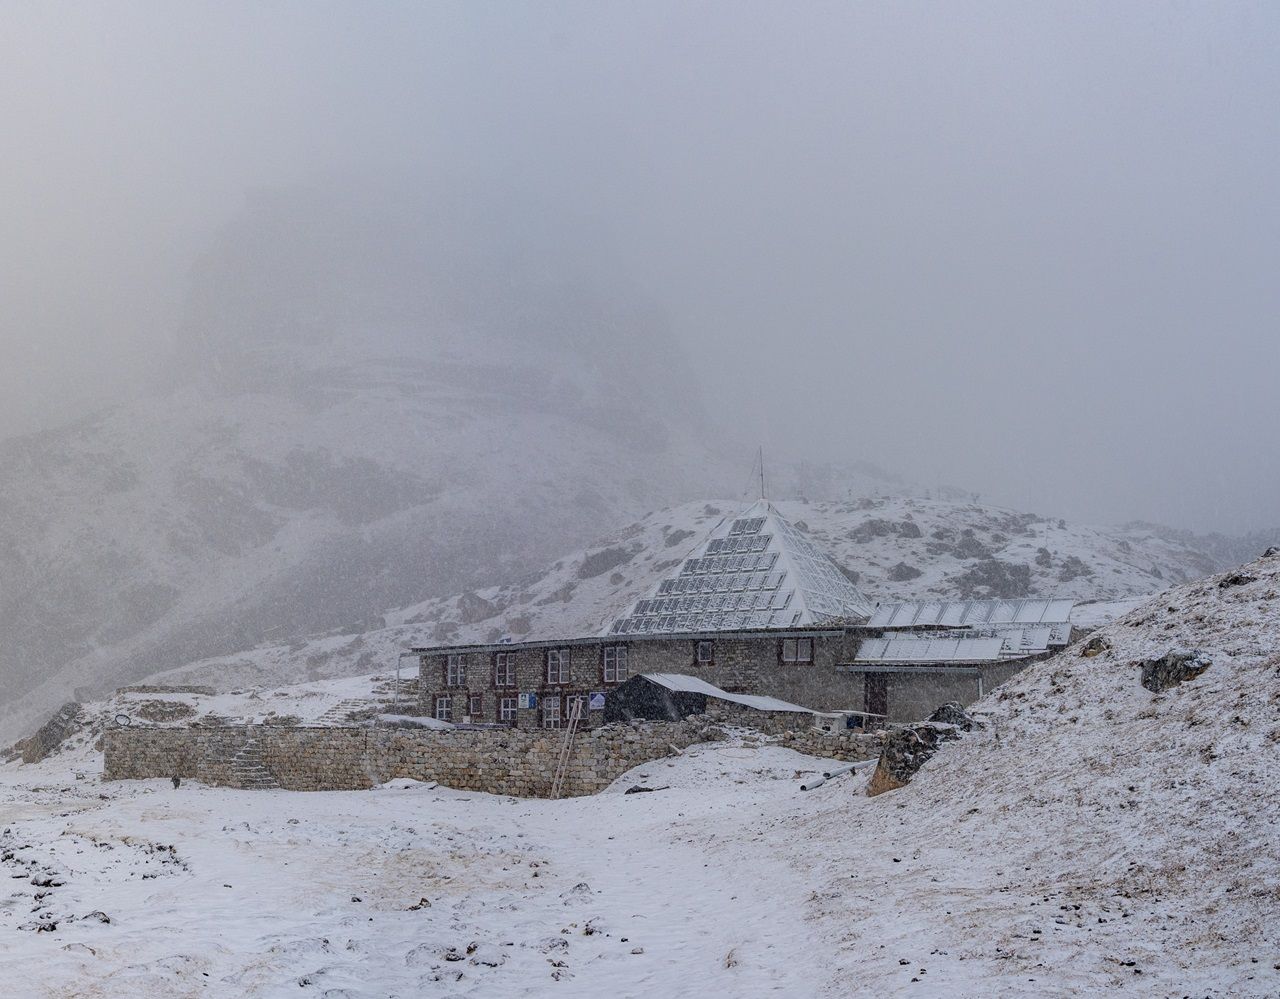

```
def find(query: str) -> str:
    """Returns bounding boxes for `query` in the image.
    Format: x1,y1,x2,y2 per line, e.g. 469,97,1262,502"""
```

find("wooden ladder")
549,698,584,800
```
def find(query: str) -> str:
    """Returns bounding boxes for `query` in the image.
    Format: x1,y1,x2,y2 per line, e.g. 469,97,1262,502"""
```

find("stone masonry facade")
417,628,867,731
102,720,718,798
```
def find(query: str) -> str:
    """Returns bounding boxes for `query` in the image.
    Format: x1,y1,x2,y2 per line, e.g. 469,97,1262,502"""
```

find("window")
499,696,518,724
781,637,814,663
468,693,483,718
696,640,714,665
494,652,516,688
603,645,628,683
542,694,562,729
445,654,466,687
434,695,452,722
546,648,570,685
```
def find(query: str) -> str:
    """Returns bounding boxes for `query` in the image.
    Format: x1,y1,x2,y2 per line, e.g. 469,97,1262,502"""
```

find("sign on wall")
519,692,538,709
589,692,606,710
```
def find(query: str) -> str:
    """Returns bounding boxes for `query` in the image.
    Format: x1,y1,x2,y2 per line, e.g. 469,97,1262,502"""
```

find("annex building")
415,500,1077,728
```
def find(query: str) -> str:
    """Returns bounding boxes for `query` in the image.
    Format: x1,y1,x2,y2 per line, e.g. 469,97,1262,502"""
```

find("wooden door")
864,674,888,717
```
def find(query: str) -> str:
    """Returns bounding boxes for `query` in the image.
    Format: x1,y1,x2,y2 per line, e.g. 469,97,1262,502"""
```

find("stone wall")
701,701,883,761
102,720,717,798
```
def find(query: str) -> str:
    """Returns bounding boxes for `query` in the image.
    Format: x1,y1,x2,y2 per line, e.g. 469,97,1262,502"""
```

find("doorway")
864,673,888,717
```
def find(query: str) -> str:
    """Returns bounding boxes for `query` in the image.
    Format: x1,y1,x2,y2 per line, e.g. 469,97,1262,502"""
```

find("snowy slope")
152,495,1222,692
795,548,1280,996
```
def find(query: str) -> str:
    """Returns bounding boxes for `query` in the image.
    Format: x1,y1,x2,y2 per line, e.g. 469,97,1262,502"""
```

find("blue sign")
589,692,606,710
519,692,538,709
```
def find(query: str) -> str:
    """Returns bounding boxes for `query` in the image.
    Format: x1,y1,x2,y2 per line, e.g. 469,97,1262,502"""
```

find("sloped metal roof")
852,636,1006,663
609,500,872,636
867,597,1075,629
638,673,812,713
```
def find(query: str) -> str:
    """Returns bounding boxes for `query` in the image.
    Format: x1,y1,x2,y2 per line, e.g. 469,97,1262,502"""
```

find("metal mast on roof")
759,445,766,500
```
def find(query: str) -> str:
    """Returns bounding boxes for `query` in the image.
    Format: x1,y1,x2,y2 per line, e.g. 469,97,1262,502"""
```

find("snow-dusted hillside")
151,495,1224,692
798,548,1280,995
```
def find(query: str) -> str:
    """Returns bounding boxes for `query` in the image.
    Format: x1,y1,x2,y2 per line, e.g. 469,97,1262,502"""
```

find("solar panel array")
867,598,1075,629
610,503,873,636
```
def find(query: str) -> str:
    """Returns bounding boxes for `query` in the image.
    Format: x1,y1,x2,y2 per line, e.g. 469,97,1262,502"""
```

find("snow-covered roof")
638,673,813,713
609,500,872,636
852,637,1007,664
868,597,1075,629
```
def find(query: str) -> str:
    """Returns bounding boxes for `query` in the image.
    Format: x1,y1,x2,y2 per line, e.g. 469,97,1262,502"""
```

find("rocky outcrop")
927,701,981,732
1140,649,1212,693
13,703,83,764
1080,635,1110,658
865,723,961,797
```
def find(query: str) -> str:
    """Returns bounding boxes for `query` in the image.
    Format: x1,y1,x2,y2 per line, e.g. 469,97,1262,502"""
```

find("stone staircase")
314,698,369,727
230,737,279,789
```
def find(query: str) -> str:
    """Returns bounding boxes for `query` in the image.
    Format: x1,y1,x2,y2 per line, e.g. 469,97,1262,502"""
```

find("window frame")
445,653,466,687
542,693,562,729
546,648,570,685
498,695,518,725
434,695,452,722
468,692,483,719
695,639,715,666
602,644,629,684
781,636,815,664
494,651,516,688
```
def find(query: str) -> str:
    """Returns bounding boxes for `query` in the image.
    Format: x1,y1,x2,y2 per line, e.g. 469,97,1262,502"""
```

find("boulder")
1139,649,1211,693
866,723,960,797
1080,635,1110,658
927,701,981,732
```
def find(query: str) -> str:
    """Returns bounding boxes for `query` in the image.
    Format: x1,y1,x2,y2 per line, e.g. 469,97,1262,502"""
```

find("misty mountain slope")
797,551,1280,995
151,495,1222,691
0,331,743,739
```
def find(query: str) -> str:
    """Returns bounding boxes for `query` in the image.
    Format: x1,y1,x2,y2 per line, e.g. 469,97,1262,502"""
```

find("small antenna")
759,445,766,500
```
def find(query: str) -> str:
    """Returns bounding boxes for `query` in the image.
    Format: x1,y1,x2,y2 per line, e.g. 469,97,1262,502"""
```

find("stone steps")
314,698,370,727
229,738,278,790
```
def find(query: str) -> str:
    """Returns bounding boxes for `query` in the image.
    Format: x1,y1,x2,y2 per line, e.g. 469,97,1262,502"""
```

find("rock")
927,702,981,732
80,911,111,924
1139,649,1212,693
14,703,82,764
1081,635,1110,658
866,724,961,797
1262,546,1279,558
887,562,923,582
1218,572,1256,589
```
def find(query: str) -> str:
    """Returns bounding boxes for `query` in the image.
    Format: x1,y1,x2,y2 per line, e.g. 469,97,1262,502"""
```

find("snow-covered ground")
1,738,850,998
4,552,1277,998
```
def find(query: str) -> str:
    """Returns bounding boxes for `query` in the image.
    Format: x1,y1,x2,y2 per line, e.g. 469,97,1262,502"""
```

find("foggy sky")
2,1,1277,532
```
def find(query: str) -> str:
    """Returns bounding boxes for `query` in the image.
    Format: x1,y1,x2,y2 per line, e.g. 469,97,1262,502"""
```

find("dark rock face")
14,702,82,764
866,723,961,797
955,559,1032,599
1140,649,1212,693
927,701,981,732
849,519,897,543
576,546,637,579
951,531,992,560
1217,572,1256,589
887,561,923,582
1057,555,1094,582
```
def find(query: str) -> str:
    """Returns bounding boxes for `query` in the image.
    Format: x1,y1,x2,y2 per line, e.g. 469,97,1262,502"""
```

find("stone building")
415,500,1077,726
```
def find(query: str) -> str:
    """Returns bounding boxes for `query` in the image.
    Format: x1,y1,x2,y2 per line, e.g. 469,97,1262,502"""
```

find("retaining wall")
102,720,716,798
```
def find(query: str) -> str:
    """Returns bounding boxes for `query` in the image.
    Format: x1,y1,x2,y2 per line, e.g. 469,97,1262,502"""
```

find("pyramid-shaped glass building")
608,500,873,635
